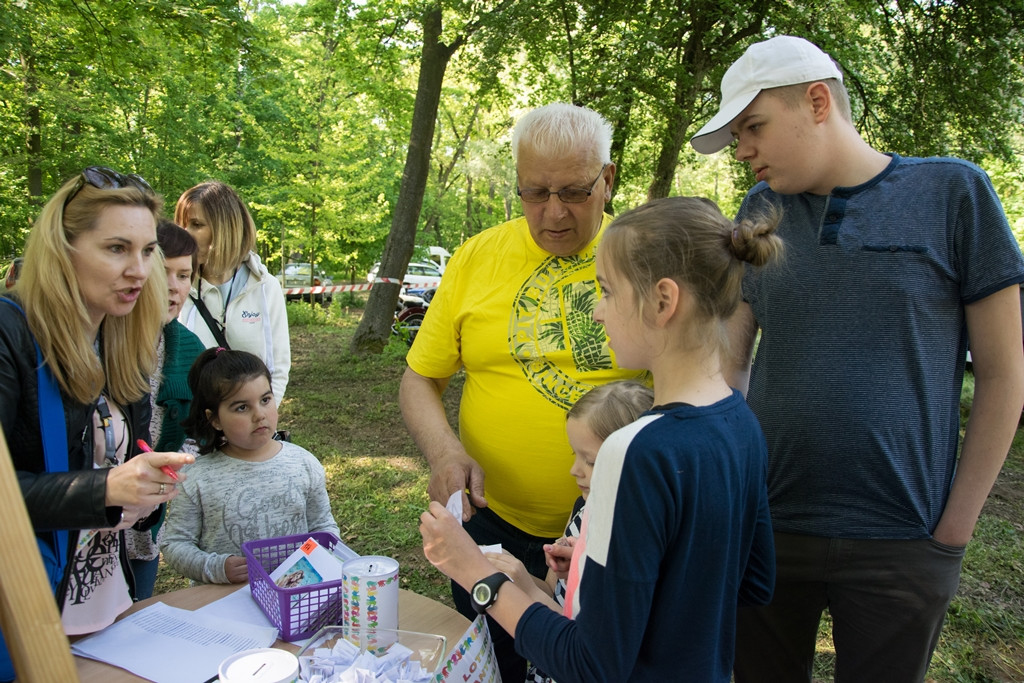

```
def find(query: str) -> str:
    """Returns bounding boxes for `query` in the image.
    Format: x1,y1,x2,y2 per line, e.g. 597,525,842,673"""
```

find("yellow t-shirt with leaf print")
408,215,647,537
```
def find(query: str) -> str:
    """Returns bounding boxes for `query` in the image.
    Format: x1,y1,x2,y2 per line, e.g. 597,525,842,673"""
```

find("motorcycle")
392,286,435,346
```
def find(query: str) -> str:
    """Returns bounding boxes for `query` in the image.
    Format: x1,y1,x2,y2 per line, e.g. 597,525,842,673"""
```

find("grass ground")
155,301,1024,681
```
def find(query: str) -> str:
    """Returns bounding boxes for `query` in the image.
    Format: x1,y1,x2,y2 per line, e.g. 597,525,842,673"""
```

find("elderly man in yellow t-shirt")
400,102,646,681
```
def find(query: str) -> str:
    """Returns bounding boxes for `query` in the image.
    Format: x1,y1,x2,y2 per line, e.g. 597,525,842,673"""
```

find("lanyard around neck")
95,395,118,467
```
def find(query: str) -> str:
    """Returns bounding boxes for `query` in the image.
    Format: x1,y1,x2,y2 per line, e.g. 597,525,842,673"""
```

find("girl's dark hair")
182,348,272,454
600,196,783,357
157,218,197,259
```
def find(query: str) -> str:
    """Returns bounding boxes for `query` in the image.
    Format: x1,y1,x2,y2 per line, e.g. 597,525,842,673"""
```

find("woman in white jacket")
175,181,290,405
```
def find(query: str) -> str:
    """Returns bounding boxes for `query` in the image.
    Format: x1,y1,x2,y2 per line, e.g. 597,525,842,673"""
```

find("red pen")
136,439,180,481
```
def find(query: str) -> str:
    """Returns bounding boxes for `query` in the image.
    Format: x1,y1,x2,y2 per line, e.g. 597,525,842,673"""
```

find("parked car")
277,262,334,304
2,257,23,292
366,260,443,288
426,246,450,273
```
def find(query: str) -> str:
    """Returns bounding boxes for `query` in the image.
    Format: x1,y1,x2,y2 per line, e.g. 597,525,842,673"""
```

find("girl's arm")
305,456,340,537
420,502,615,681
485,551,560,612
159,475,235,584
545,571,559,596
420,502,538,628
739,472,776,606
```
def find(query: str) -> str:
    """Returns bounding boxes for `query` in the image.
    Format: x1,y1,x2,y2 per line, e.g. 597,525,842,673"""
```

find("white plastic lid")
218,648,299,682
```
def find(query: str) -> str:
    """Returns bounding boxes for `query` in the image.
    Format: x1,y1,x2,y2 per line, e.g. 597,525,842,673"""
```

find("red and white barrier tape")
283,279,441,296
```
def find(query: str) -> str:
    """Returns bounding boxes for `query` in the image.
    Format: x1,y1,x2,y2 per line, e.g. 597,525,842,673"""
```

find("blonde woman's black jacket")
0,296,157,605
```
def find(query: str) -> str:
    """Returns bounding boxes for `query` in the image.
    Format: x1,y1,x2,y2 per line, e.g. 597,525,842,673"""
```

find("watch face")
473,583,492,605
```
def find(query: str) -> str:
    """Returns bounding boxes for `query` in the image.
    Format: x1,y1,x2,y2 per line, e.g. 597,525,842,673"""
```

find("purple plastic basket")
242,532,346,641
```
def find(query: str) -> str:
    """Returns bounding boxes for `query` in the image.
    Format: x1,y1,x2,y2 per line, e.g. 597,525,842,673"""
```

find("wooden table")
74,584,469,682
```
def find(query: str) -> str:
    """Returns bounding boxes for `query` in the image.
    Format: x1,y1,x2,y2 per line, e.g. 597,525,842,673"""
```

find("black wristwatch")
471,572,512,614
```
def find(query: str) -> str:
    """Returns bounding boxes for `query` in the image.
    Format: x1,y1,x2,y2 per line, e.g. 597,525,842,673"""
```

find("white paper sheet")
197,585,320,646
71,601,277,683
445,491,501,554
196,584,272,628
445,490,463,522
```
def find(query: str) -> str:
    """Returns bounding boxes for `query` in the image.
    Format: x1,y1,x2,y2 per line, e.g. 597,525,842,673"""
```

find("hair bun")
730,213,783,268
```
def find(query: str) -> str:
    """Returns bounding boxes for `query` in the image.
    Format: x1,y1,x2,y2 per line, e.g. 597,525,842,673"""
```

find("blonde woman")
175,181,290,404
0,167,194,680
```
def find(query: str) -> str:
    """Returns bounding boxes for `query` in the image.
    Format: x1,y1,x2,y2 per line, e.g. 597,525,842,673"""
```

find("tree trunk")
647,65,701,200
606,92,633,214
351,6,460,354
646,9,767,200
646,109,694,200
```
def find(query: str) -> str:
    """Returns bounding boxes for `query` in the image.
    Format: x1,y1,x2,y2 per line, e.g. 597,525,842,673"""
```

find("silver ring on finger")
159,482,166,495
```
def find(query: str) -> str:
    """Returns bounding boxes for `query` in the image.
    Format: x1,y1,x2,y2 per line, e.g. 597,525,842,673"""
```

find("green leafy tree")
0,0,1020,321
0,0,251,255
351,0,523,354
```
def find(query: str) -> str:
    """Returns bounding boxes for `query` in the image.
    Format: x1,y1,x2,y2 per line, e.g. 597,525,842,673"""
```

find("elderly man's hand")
427,450,486,522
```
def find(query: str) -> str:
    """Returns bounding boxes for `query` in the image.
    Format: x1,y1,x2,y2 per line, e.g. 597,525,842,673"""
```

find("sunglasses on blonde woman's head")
63,166,154,210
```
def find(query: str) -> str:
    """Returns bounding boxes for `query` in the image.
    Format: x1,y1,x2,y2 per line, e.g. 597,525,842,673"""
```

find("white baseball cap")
690,36,843,154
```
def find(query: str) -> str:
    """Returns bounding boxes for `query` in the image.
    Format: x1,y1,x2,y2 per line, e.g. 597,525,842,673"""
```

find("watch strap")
471,572,511,614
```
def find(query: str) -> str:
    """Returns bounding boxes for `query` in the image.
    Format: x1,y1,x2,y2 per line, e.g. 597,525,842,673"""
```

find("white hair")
511,103,612,166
